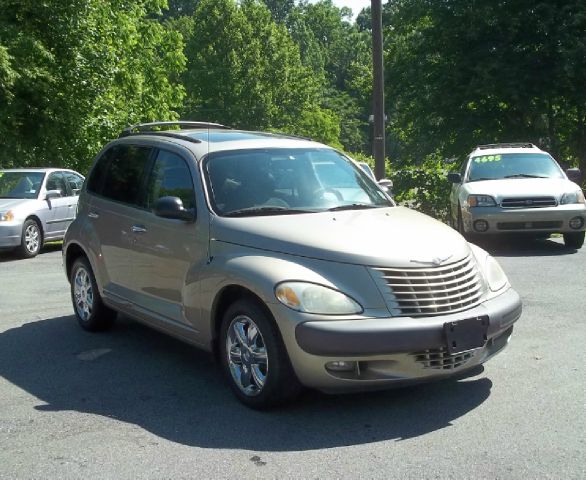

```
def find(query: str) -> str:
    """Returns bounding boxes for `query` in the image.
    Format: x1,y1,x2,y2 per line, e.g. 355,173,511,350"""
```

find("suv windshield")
0,171,45,199
204,148,392,216
467,153,564,182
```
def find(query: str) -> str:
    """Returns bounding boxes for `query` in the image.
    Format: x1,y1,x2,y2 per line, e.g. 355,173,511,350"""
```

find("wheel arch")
23,214,44,244
64,241,90,281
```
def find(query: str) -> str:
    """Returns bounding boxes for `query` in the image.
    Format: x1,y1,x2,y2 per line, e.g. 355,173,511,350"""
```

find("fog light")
474,220,489,232
569,216,584,229
326,361,357,372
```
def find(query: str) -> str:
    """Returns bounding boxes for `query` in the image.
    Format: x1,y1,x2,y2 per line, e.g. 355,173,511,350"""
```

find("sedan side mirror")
154,196,195,222
566,168,582,182
45,189,63,200
447,172,462,183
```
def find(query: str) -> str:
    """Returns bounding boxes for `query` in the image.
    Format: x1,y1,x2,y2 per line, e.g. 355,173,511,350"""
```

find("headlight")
275,282,363,315
0,210,14,221
560,190,585,205
467,195,496,207
485,255,509,292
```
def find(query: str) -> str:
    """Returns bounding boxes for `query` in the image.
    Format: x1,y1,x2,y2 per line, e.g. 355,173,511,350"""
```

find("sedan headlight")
560,190,585,205
467,195,497,207
275,282,363,315
485,255,509,292
0,210,14,221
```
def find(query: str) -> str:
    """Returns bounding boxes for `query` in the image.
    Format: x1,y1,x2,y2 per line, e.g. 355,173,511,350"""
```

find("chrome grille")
370,255,483,317
501,197,556,208
412,347,476,370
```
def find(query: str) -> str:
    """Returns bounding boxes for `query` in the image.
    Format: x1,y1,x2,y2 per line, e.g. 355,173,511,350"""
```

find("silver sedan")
0,168,84,258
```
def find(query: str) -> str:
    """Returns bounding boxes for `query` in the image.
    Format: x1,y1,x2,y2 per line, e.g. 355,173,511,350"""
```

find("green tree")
0,0,185,171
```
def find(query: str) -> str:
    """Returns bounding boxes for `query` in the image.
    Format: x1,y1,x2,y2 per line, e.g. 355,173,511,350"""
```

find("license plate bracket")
444,316,489,354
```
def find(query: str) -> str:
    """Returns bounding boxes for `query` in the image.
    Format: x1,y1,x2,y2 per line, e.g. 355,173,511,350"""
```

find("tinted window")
64,172,84,196
146,150,195,210
46,172,67,196
97,145,152,206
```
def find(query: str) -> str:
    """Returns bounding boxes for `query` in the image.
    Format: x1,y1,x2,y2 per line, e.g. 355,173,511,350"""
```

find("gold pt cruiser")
63,122,522,409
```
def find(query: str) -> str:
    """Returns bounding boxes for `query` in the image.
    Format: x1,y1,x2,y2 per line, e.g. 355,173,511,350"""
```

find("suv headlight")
467,195,497,207
485,255,509,292
560,190,585,205
275,282,363,315
0,210,14,221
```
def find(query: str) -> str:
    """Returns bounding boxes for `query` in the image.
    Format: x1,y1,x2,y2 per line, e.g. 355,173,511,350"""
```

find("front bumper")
282,288,521,391
0,223,23,248
462,204,586,234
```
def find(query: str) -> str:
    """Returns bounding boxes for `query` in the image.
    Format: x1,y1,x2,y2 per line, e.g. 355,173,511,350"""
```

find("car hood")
463,178,580,200
0,198,35,211
211,206,471,268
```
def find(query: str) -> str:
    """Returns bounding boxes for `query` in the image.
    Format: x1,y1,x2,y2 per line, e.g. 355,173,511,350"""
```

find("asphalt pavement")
0,238,584,479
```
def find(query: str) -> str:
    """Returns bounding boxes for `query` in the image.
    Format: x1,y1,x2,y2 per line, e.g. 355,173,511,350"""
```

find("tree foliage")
0,0,185,171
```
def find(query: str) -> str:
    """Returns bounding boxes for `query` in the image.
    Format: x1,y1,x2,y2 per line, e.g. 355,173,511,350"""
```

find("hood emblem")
410,254,453,266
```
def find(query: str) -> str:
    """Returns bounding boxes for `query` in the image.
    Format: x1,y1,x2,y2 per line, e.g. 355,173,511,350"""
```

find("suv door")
128,148,208,338
85,144,154,305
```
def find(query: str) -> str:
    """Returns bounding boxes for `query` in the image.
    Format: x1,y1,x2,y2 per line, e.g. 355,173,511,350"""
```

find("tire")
19,219,42,258
219,298,301,409
70,257,116,331
563,231,585,249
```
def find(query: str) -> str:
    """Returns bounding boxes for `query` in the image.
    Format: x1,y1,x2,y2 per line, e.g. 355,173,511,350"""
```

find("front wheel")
70,257,116,331
563,231,585,249
19,219,42,258
219,298,301,409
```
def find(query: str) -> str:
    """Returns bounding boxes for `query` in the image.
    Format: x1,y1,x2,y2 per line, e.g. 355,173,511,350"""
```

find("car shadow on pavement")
0,315,492,451
472,236,579,257
0,243,62,263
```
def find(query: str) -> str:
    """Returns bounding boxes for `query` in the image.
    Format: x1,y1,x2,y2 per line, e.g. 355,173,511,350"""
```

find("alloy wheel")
73,266,94,322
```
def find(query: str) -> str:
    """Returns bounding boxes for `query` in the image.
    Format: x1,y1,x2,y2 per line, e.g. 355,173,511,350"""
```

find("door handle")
88,212,99,219
131,225,147,234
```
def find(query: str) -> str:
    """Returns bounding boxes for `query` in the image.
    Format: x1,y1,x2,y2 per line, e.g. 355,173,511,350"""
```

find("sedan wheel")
19,219,41,258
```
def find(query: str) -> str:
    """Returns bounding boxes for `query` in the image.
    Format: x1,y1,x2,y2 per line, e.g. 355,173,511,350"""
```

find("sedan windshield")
204,148,392,216
0,171,45,199
467,153,564,182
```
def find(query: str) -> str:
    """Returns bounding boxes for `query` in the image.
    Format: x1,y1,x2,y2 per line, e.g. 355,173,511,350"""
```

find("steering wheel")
313,187,343,202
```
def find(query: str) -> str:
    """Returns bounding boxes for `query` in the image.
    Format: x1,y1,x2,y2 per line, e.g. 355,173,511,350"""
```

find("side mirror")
378,178,393,194
448,172,462,183
154,196,195,222
566,168,581,182
45,189,63,200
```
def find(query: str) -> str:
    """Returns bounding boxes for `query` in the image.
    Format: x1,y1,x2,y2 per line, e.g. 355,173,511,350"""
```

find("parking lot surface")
0,239,585,479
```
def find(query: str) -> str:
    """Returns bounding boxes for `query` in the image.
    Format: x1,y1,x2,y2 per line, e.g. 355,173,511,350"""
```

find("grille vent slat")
412,348,476,370
371,255,483,317
501,196,556,208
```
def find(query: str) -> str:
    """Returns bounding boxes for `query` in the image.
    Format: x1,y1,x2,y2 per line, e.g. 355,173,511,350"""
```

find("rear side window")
88,145,153,206
145,150,195,210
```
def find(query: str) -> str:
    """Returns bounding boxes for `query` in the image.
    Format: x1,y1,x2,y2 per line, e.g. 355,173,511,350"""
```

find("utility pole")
371,0,385,180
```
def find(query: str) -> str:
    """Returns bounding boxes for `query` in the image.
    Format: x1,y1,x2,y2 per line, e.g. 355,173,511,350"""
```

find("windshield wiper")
504,174,547,179
224,206,312,217
326,203,382,212
468,177,496,182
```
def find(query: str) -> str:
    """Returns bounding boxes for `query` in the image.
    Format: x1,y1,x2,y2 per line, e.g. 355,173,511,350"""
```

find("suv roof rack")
476,143,536,150
119,121,231,140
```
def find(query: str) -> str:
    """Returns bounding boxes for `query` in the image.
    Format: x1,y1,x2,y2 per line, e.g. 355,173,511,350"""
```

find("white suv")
448,143,585,248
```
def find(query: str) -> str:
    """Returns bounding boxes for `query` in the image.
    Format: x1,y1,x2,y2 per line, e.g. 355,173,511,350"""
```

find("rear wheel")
19,219,42,258
219,298,301,409
70,257,116,331
563,231,585,249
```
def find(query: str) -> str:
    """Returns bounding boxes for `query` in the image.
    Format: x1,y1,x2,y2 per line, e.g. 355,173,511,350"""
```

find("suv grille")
412,348,476,370
370,255,483,317
501,197,556,208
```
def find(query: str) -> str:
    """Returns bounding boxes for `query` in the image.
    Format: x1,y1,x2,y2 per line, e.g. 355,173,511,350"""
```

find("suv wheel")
70,257,116,331
563,231,585,249
19,219,42,258
220,298,301,409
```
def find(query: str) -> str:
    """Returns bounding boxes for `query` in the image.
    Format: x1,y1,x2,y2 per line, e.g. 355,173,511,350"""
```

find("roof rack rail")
476,143,536,150
119,121,231,138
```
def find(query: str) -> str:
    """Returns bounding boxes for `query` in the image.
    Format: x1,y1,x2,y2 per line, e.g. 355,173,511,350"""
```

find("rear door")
43,171,73,238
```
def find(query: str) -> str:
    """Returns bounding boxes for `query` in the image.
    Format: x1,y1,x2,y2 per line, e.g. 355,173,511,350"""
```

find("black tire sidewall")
20,219,41,258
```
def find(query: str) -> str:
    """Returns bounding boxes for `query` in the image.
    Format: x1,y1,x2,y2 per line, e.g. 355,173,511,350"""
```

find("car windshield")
204,148,392,216
0,171,45,199
467,153,564,182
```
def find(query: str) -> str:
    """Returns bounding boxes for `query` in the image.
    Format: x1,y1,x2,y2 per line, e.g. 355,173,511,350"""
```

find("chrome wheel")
226,315,268,396
24,223,40,254
73,266,94,322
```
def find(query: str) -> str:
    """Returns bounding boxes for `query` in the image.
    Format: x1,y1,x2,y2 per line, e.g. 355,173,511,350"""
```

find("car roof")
115,126,333,157
0,168,80,173
469,143,547,157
